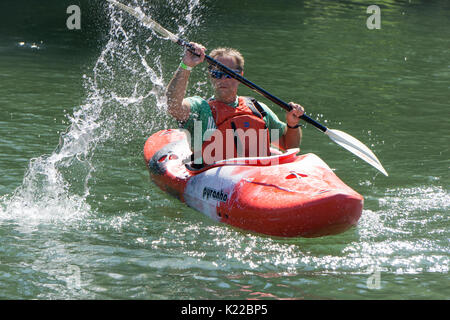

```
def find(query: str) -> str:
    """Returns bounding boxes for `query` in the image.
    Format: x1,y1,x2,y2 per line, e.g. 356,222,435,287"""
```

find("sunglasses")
208,68,242,79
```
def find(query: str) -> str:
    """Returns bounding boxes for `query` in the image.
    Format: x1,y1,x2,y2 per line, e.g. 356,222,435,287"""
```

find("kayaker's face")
209,55,242,102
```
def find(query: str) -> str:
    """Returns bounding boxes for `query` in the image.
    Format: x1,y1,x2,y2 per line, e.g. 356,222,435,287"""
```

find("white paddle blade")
325,129,388,176
107,0,179,42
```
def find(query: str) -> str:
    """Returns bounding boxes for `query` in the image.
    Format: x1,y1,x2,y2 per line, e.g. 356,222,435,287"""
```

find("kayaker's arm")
279,126,302,150
166,42,206,122
166,68,192,121
277,102,304,150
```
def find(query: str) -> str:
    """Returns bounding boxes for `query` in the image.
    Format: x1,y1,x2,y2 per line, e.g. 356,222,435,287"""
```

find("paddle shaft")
178,39,328,133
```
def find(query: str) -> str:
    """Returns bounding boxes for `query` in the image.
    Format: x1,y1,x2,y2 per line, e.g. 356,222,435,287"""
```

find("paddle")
107,0,388,176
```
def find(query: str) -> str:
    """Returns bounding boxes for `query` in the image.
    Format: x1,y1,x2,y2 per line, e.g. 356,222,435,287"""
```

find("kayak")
143,129,363,237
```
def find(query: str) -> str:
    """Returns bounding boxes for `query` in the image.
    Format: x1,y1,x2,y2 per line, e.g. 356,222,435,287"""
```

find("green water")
0,0,448,299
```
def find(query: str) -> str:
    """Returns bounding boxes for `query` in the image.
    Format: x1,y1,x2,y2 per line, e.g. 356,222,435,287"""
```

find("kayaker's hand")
286,102,305,127
182,42,206,68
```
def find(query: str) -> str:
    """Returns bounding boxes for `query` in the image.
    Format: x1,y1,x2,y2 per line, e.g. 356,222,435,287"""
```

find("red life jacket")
202,97,271,164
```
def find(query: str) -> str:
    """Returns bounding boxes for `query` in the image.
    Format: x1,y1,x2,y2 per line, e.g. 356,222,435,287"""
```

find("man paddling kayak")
166,42,305,165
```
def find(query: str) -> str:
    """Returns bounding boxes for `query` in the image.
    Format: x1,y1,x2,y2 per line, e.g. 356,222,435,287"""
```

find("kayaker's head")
208,48,244,104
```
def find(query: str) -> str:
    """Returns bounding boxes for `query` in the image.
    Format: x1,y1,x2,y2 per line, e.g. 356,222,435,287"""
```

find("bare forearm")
282,101,304,149
281,127,302,149
166,42,206,121
166,67,191,120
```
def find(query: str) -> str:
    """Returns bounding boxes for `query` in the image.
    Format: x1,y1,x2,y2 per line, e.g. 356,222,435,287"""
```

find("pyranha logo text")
202,187,228,202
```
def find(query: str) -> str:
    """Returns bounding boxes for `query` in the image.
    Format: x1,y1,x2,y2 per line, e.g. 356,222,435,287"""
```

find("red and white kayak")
143,129,363,238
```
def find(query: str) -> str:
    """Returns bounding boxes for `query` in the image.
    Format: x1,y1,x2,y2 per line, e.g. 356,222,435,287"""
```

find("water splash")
0,0,205,228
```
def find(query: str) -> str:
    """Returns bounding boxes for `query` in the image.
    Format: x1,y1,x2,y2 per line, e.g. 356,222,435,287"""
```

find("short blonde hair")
209,48,245,71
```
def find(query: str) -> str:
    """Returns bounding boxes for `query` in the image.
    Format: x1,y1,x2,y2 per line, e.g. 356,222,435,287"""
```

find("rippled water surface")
0,0,448,299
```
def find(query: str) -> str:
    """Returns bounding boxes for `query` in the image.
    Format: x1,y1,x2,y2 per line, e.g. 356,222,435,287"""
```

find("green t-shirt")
182,96,287,147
